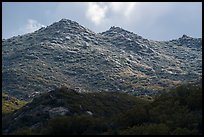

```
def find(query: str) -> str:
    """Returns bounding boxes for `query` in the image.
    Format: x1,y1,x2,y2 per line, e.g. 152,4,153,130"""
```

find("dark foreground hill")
2,81,202,135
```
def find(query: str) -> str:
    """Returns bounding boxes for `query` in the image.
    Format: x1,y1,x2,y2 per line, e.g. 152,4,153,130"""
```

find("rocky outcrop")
49,107,70,118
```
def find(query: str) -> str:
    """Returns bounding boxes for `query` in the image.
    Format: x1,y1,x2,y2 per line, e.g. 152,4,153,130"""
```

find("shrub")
116,106,149,128
12,127,33,135
172,127,199,135
119,123,170,135
44,115,108,135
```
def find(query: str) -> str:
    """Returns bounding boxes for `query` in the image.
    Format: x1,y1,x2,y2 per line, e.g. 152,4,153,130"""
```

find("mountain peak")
101,26,134,36
180,34,192,39
109,26,130,33
59,18,71,22
109,26,121,30
58,18,79,25
52,18,80,28
43,18,95,36
101,26,144,41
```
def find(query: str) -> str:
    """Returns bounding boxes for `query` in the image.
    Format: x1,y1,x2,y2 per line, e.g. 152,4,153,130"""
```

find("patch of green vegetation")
2,92,27,116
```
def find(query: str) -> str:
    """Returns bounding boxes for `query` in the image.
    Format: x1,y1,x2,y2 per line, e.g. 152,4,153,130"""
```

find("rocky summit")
2,19,202,100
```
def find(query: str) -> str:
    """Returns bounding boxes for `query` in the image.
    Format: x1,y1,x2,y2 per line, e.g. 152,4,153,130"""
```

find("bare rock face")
49,107,70,119
86,111,93,116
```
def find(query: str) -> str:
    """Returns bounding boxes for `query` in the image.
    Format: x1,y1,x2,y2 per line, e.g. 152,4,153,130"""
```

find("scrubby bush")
119,123,170,135
12,127,33,135
116,106,149,128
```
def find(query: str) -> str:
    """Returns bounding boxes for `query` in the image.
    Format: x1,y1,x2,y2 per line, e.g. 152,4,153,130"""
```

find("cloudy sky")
2,2,202,40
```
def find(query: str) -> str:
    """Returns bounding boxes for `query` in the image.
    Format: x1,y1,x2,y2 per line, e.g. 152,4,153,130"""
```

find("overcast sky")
2,2,202,41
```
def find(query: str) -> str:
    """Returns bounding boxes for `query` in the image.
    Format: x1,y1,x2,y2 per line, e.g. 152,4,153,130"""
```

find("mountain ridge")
4,19,201,41
2,19,202,100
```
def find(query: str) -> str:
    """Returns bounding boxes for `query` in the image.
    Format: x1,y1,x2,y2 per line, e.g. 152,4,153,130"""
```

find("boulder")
86,111,93,116
49,107,69,119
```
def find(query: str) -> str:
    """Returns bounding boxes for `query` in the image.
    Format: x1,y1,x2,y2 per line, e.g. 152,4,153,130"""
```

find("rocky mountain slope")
2,19,202,100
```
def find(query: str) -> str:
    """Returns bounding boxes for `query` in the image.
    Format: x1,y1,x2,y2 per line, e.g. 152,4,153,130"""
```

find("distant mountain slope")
2,19,202,100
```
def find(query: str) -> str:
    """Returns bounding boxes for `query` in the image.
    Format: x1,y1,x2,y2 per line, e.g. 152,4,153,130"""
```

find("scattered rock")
86,111,93,116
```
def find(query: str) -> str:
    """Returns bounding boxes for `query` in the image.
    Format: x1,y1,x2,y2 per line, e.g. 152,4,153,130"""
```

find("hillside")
2,81,202,135
2,19,202,100
2,87,149,134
